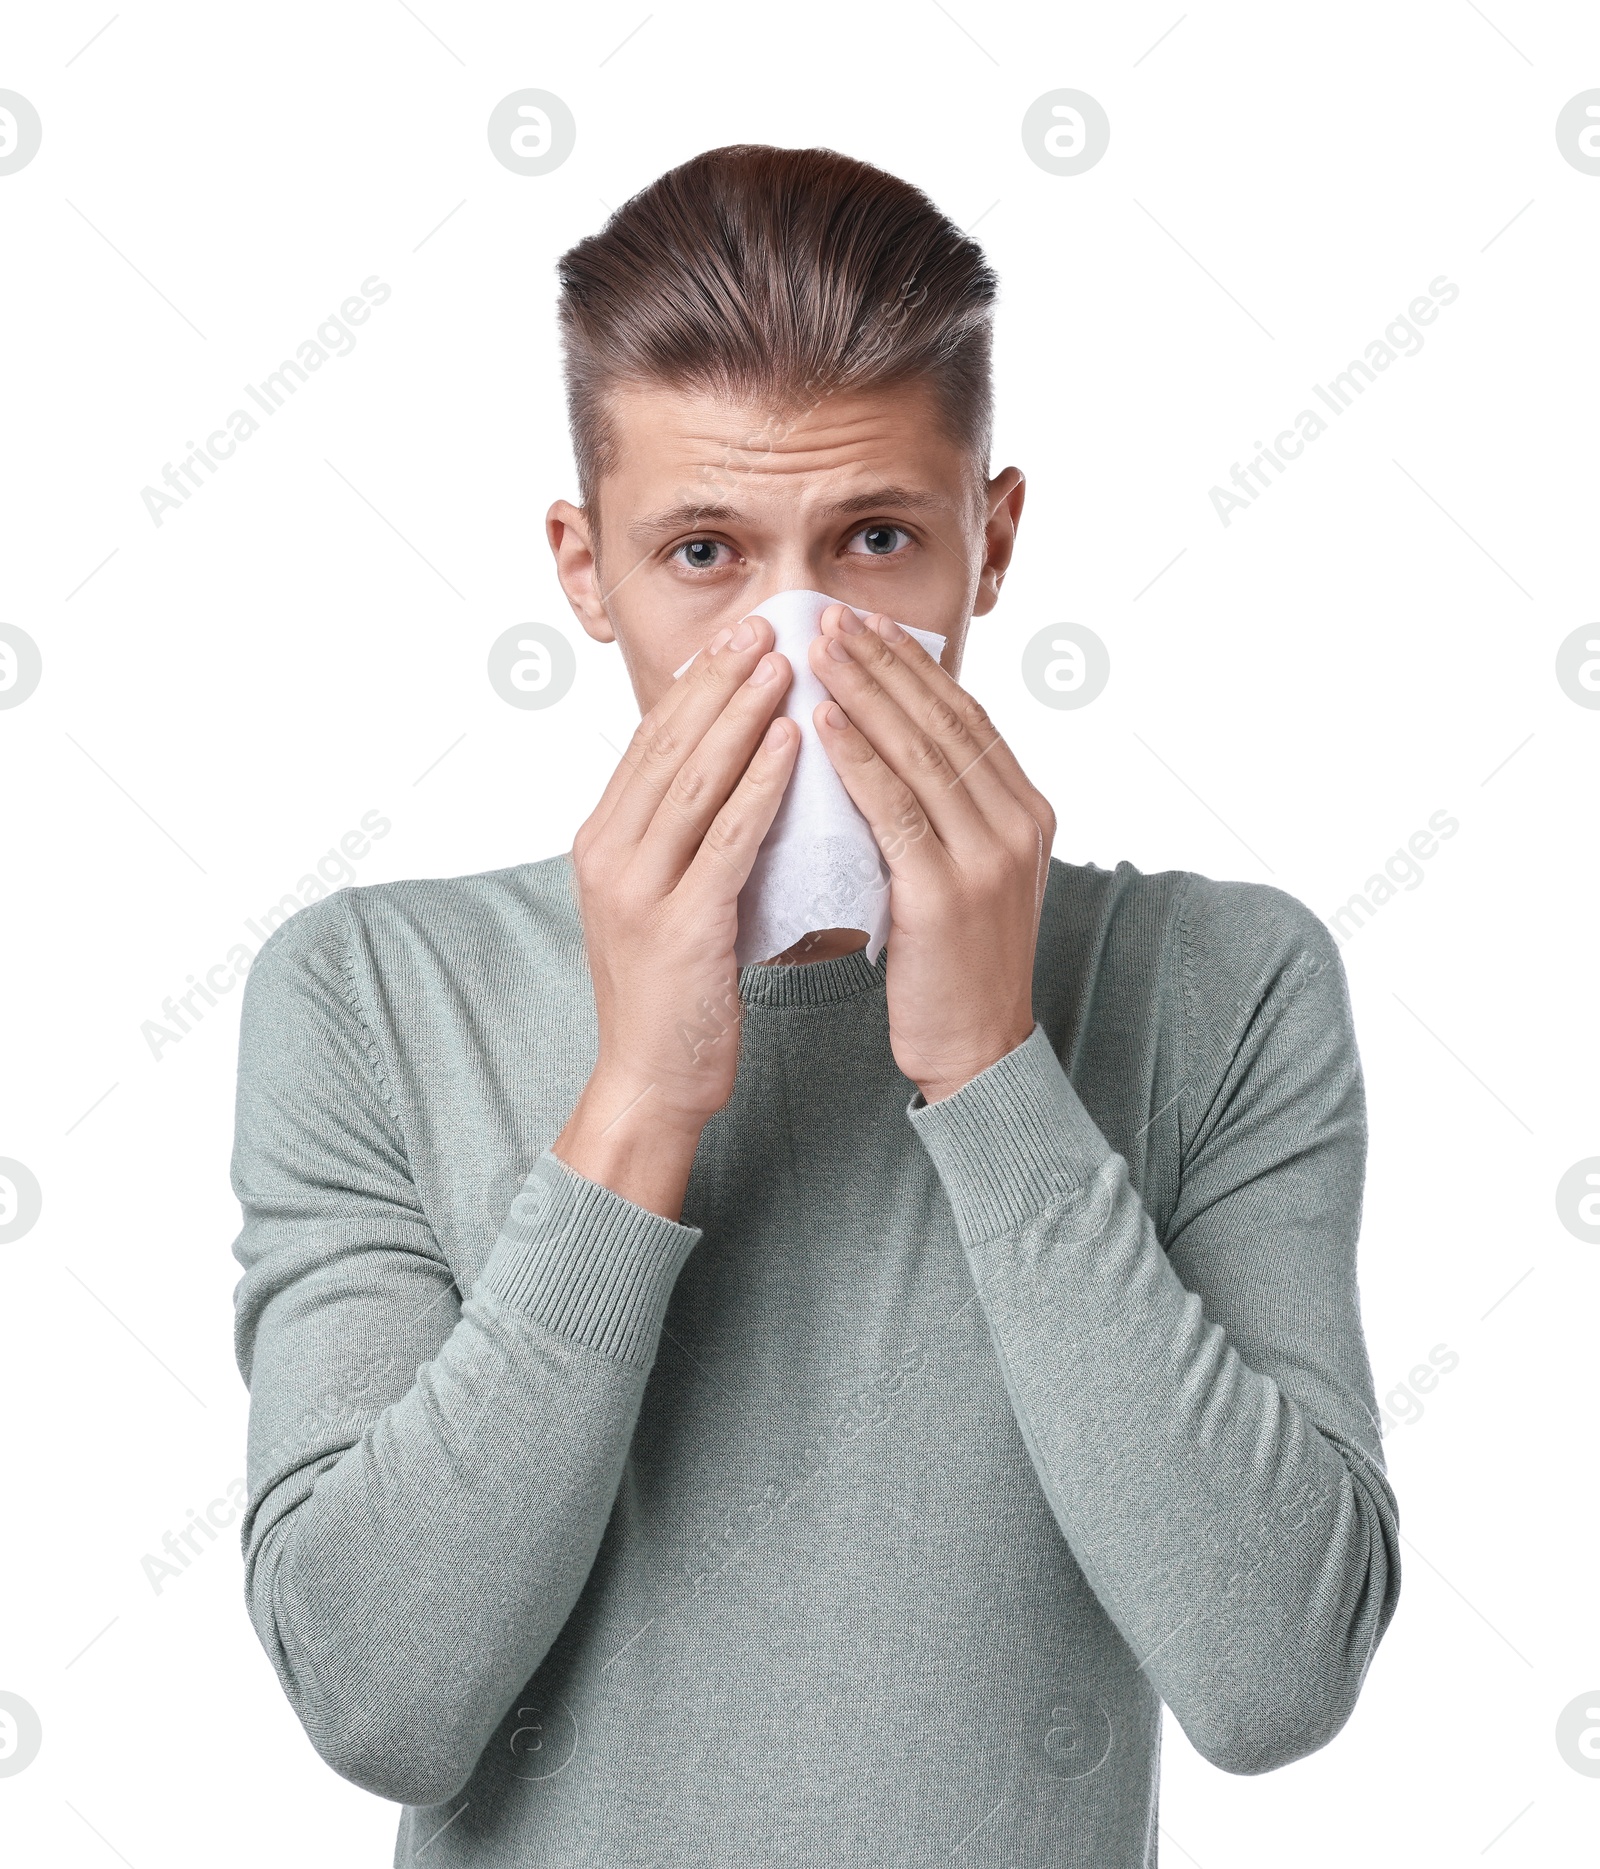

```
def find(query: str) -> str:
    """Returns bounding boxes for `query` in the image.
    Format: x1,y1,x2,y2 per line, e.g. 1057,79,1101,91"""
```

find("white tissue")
671,589,946,967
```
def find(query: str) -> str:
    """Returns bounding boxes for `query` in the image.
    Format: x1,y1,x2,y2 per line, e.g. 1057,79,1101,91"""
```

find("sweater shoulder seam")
332,889,405,1130
1172,870,1201,1170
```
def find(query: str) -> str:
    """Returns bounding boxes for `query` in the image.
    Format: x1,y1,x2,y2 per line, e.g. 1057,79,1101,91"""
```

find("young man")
231,146,1399,1866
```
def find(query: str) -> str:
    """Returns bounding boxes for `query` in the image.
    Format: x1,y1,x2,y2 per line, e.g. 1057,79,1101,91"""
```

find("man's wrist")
913,1017,1037,1105
551,1067,707,1222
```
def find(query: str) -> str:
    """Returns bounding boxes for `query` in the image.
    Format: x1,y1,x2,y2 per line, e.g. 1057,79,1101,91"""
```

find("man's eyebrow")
817,486,949,520
626,485,949,541
627,501,741,540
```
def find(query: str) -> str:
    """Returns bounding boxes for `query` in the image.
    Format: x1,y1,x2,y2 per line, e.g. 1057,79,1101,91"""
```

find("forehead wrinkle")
670,430,962,498
688,410,914,462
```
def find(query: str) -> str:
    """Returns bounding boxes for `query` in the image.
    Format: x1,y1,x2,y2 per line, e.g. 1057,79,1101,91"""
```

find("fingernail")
707,627,734,656
837,609,865,634
875,614,905,641
763,718,788,748
730,619,758,651
823,701,848,728
826,636,852,662
747,654,777,685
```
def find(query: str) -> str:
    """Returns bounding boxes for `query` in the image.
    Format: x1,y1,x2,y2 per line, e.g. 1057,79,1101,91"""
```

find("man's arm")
231,618,801,1808
906,880,1400,1774
231,896,700,1808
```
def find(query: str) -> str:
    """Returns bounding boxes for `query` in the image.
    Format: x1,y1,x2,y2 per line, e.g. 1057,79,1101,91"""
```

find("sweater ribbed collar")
552,852,887,1010
738,941,888,1008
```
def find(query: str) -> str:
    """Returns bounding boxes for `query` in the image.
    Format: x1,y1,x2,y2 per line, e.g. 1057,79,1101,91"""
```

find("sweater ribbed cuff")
906,1023,1113,1247
475,1149,701,1366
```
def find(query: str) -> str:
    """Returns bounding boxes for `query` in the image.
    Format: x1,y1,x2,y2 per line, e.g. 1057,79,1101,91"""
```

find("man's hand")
808,605,1055,1104
553,614,798,1218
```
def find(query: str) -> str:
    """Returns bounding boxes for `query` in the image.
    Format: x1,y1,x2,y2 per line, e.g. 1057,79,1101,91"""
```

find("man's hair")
555,144,998,525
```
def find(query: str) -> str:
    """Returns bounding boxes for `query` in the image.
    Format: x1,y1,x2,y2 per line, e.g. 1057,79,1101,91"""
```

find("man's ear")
973,466,1025,617
546,499,616,644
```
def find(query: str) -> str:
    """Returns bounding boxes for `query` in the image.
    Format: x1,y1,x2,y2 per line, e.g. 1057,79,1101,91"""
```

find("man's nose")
752,554,834,602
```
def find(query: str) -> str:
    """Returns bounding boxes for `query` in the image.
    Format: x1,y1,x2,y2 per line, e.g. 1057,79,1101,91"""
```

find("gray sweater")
229,852,1399,1867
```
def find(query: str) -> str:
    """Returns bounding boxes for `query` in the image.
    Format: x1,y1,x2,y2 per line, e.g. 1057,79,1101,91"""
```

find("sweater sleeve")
229,893,699,1808
905,877,1400,1776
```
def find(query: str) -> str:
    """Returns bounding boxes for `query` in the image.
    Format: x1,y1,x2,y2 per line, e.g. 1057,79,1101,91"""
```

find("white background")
2,2,1596,1863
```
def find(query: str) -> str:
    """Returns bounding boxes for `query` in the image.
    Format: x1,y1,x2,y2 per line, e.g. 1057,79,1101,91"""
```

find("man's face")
547,377,1024,714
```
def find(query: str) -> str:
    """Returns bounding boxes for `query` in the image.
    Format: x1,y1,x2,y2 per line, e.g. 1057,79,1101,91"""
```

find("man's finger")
593,617,776,850
679,715,802,900
633,650,797,895
812,697,947,877
821,606,1045,819
807,626,1006,854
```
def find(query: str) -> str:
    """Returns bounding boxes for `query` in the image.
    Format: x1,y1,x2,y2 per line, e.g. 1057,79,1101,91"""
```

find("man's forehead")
601,380,967,530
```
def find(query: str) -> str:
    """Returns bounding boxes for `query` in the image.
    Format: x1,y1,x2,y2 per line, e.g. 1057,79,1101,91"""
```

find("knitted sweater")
229,851,1400,1867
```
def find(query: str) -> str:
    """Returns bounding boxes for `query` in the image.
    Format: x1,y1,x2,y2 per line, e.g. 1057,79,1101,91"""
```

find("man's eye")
848,525,912,556
672,539,730,570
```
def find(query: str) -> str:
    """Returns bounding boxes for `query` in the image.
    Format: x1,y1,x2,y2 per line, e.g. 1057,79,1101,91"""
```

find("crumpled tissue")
672,588,945,967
